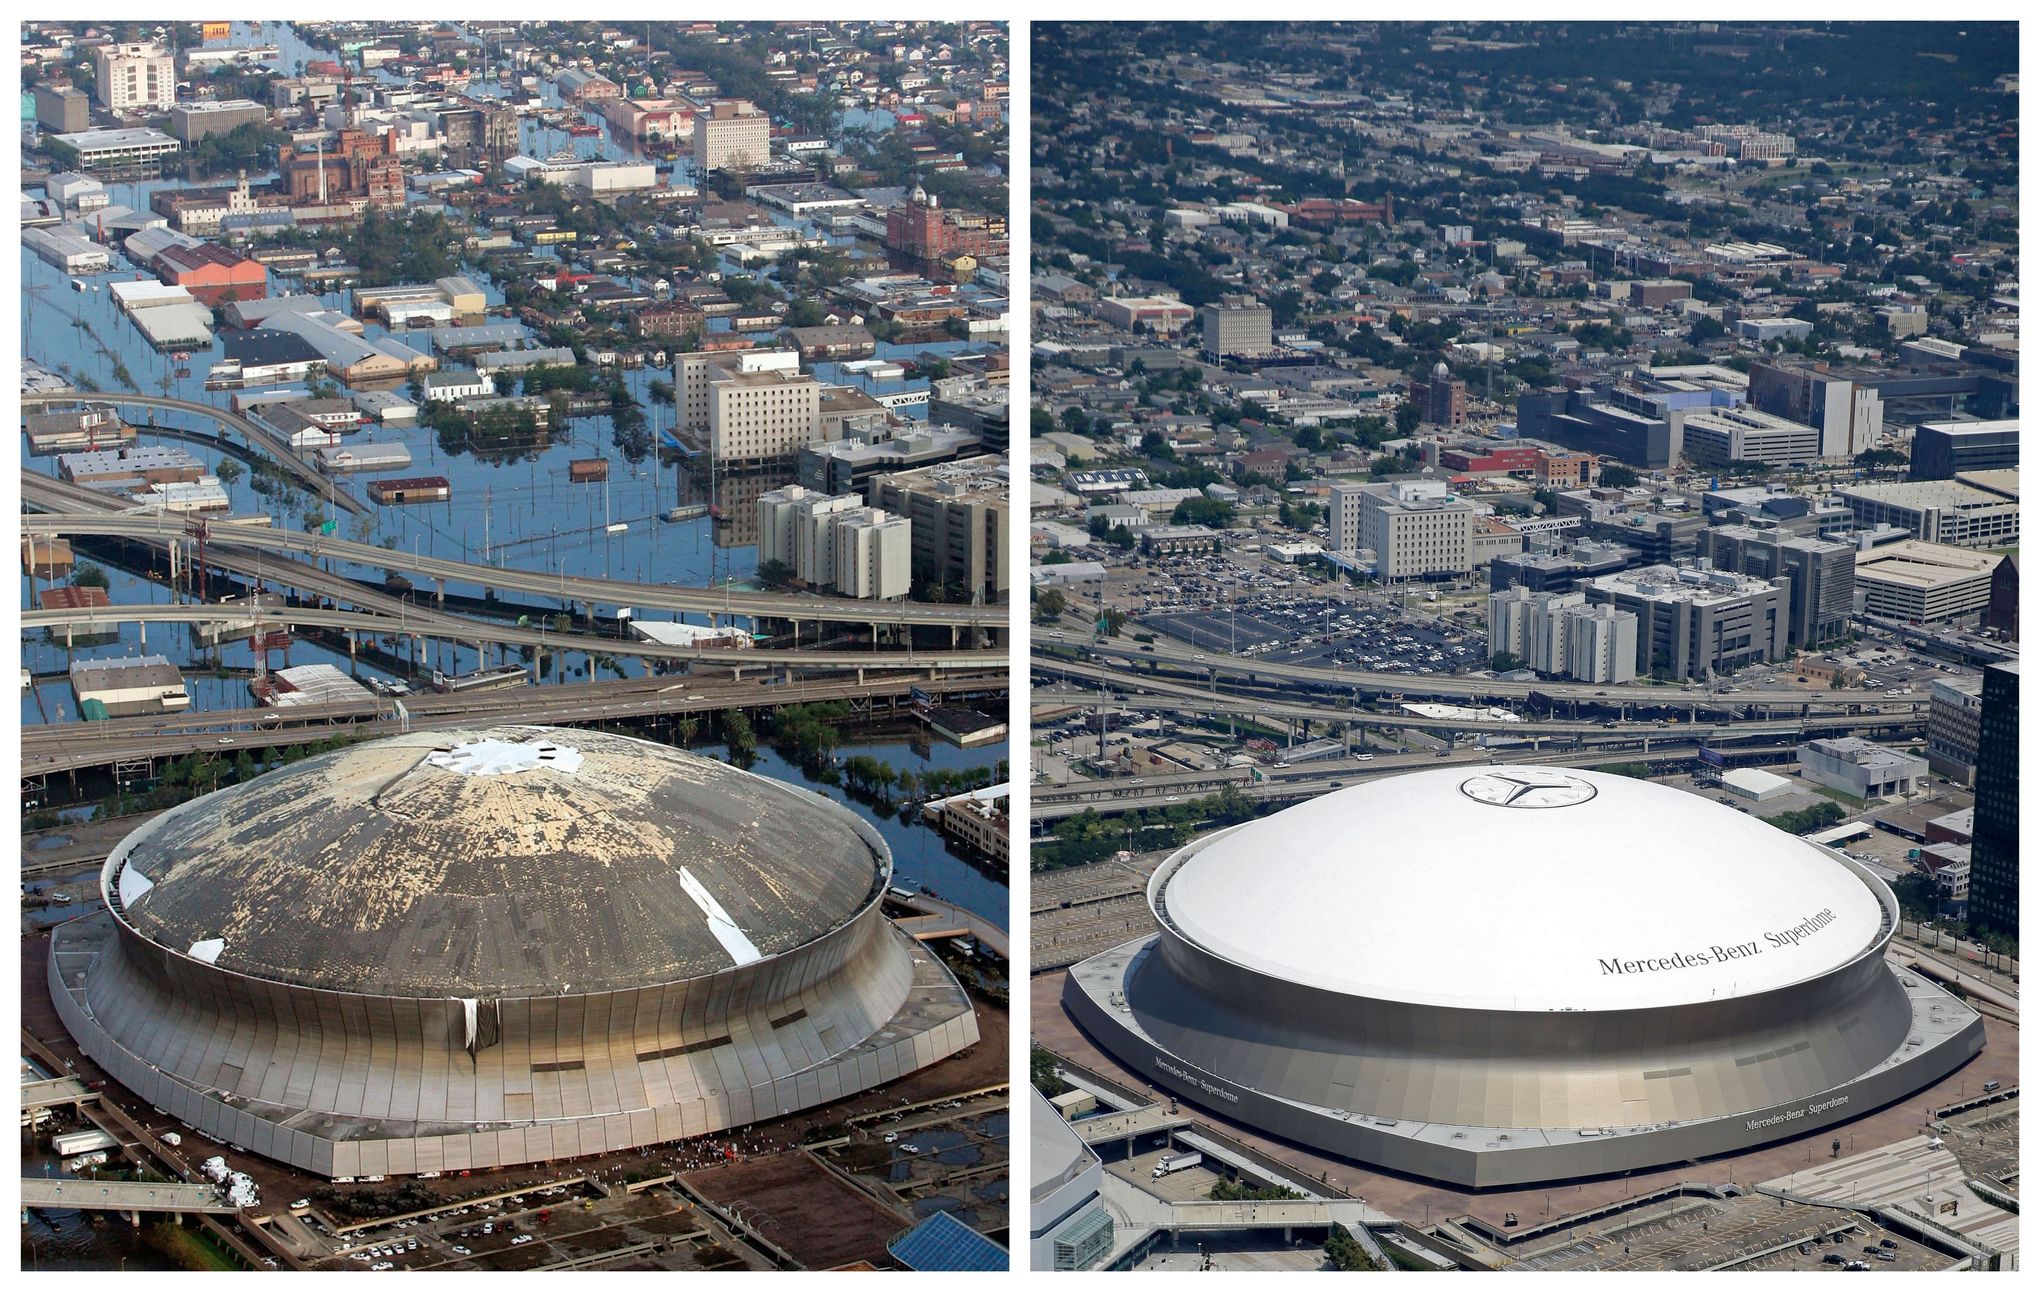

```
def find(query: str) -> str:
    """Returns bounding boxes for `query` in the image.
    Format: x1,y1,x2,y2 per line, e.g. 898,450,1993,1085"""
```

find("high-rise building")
92,42,176,112
692,99,771,172
1327,479,1475,578
1487,587,1636,683
1924,675,1983,785
1410,361,1468,427
1702,525,1855,647
1200,296,1273,358
676,349,824,467
1746,360,1883,459
1585,564,1787,680
1909,420,2020,481
34,83,90,133
1968,662,2018,938
832,509,913,600
868,455,1010,603
754,486,909,600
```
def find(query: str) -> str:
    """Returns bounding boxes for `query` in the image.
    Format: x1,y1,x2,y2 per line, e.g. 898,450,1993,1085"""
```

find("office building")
1925,675,1983,785
1746,360,1883,459
693,99,771,172
677,349,825,467
1585,564,1787,679
91,41,176,112
832,509,914,600
1488,587,1637,683
1327,479,1475,578
1064,767,1982,1187
1702,525,1855,647
34,83,90,134
167,99,270,143
1908,420,2019,481
869,455,1011,603
1200,295,1273,358
1968,663,2017,937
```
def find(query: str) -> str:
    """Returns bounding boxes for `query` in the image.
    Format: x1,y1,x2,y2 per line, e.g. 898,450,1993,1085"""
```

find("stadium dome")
1065,766,1985,1188
51,727,980,1178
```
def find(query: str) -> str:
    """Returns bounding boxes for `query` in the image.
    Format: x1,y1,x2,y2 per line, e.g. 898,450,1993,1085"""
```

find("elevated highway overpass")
1031,744,1706,825
20,1177,235,1216
22,496,1003,633
23,602,1002,674
20,669,1006,776
1042,632,1923,718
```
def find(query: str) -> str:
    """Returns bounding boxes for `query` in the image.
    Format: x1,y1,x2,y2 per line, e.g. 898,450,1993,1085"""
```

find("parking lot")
1494,1192,1943,1272
1104,1144,1230,1203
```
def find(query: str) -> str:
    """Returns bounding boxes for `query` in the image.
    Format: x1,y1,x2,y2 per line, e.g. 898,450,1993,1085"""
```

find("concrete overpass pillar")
435,577,445,606
138,621,146,648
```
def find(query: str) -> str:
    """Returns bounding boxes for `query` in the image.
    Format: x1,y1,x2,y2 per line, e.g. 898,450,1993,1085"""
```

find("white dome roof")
1157,767,1886,1012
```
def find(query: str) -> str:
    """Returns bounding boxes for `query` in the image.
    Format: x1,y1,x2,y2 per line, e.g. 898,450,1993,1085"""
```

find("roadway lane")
1042,631,1922,716
24,502,1003,631
24,603,1003,672
20,670,1008,775
1030,745,1705,823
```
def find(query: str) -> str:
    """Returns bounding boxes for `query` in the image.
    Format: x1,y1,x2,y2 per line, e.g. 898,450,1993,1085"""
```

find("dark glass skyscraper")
1969,661,2019,938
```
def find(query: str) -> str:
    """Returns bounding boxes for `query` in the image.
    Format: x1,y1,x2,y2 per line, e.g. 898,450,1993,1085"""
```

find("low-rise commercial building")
51,127,182,168
70,655,189,717
167,99,270,142
1798,737,1928,802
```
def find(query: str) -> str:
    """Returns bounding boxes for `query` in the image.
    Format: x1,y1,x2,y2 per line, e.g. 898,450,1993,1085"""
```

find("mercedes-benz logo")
1459,770,1598,809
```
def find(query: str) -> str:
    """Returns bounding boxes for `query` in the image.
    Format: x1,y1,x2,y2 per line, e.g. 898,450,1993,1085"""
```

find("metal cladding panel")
53,906,972,1178
1143,896,1912,1131
1067,947,1985,1189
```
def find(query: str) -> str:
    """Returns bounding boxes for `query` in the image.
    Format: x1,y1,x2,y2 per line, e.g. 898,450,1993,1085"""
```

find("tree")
757,559,795,588
1394,401,1423,435
1030,1046,1070,1096
73,563,110,589
1100,606,1128,637
1035,588,1069,620
1892,873,1939,922
1597,463,1639,488
1490,651,1526,673
214,458,245,487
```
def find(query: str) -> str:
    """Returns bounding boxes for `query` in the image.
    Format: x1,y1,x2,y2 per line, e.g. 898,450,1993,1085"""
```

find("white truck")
1152,1152,1204,1178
